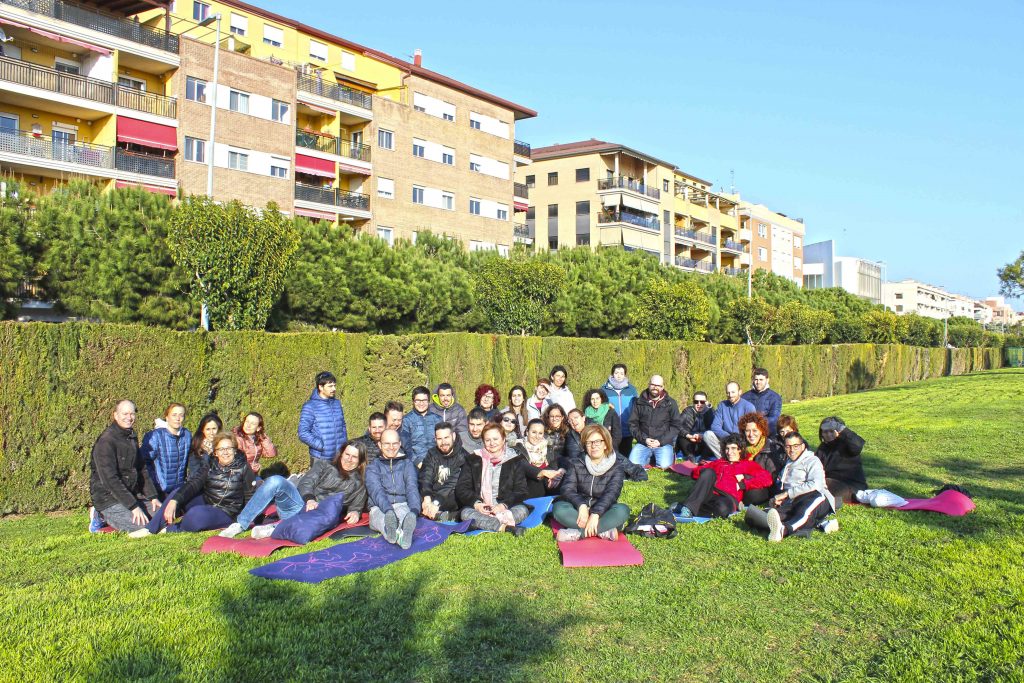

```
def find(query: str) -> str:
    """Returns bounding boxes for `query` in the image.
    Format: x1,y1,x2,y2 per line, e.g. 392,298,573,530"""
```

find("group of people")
88,364,867,546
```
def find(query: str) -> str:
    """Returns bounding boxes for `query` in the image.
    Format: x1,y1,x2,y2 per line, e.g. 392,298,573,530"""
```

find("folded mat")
250,519,471,582
894,490,975,516
551,522,643,568
667,462,698,476
200,515,369,558
462,495,555,536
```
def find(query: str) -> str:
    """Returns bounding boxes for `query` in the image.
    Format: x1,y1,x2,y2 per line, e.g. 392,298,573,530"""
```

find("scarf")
523,438,549,467
201,437,214,455
585,403,610,425
585,452,616,477
478,448,516,526
606,375,629,391
744,435,766,460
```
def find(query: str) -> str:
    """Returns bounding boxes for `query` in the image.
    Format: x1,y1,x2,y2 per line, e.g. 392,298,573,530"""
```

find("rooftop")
531,138,712,185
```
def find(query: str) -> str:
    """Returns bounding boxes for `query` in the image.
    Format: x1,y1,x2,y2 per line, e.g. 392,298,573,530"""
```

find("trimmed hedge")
0,322,1003,514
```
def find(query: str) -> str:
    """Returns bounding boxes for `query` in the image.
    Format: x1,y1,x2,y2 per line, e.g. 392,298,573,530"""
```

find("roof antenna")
730,169,735,195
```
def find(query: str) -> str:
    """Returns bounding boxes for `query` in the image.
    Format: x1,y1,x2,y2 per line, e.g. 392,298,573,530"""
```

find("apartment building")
883,279,958,319
803,239,884,304
737,199,805,285
0,0,535,249
520,139,747,275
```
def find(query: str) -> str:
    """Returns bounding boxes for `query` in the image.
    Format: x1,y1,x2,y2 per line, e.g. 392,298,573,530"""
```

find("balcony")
598,208,659,231
513,139,530,158
113,148,174,178
296,73,371,113
514,181,528,199
0,56,177,118
674,227,716,246
295,183,370,211
0,0,179,54
675,257,714,273
294,130,372,163
513,222,532,244
597,175,660,200
723,267,745,277
721,239,749,254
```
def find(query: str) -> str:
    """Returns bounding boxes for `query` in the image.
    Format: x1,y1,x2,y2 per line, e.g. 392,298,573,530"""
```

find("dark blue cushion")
270,492,344,544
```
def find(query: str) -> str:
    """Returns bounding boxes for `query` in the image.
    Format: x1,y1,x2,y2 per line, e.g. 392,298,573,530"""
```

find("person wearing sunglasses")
497,410,524,448
553,425,629,542
676,391,716,463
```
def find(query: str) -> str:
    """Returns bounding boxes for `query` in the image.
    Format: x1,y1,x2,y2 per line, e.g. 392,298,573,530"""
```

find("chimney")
413,49,422,67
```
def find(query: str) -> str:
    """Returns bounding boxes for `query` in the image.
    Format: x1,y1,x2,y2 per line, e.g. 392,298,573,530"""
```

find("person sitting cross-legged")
365,429,421,550
418,422,468,522
627,375,681,470
455,422,530,536
675,434,772,520
553,424,630,542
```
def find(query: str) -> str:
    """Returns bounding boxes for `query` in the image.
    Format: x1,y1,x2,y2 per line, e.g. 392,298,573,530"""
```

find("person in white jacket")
546,365,576,413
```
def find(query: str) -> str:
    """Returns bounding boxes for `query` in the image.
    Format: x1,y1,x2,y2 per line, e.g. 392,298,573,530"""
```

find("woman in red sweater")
675,434,772,519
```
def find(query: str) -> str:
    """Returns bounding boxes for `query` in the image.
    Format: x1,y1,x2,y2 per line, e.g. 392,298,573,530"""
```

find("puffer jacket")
564,428,585,462
816,428,867,491
365,454,421,515
140,421,193,497
428,385,468,433
560,456,625,516
601,379,638,438
400,408,442,466
231,426,277,473
298,386,347,461
297,458,367,512
629,390,681,446
692,458,773,504
455,449,530,509
418,440,468,508
742,388,783,432
172,451,259,518
353,432,383,464
90,422,158,513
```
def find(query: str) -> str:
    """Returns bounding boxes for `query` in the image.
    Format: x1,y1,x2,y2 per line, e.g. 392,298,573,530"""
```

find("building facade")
803,239,884,304
737,199,805,285
0,0,535,249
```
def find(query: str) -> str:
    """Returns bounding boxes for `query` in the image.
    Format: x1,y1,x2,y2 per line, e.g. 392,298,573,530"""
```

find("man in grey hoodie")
429,382,468,433
458,408,488,454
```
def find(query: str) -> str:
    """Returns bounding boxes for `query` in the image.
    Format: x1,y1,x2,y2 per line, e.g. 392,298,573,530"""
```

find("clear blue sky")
272,0,1023,308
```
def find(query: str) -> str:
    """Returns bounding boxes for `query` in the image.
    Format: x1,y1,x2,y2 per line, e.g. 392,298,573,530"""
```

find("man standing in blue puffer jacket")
298,371,347,465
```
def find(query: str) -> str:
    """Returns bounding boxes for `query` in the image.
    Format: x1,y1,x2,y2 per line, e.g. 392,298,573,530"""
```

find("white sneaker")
766,509,784,543
556,528,582,542
219,523,243,538
821,518,840,535
128,528,152,539
250,524,276,539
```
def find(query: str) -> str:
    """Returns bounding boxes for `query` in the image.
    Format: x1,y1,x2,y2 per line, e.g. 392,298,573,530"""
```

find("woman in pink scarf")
455,422,530,536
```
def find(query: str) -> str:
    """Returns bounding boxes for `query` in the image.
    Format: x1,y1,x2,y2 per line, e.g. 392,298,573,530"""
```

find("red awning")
116,117,177,151
0,18,112,55
294,207,336,220
514,200,528,212
115,181,176,196
295,153,336,178
337,162,371,176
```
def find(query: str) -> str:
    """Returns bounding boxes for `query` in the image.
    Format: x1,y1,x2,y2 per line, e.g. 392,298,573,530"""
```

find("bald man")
627,375,682,469
364,429,421,550
89,399,160,532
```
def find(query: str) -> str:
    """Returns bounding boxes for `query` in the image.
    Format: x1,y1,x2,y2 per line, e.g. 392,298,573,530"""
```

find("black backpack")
624,503,677,539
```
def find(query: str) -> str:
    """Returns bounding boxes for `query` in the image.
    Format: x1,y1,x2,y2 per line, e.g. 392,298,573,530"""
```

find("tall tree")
997,251,1024,299
0,181,39,318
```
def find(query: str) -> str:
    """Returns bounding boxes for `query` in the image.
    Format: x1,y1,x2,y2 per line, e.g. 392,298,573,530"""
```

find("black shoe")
505,525,526,537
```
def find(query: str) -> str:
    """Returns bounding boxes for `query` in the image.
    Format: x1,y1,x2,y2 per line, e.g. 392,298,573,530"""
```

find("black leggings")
742,487,772,506
826,478,861,505
684,469,739,519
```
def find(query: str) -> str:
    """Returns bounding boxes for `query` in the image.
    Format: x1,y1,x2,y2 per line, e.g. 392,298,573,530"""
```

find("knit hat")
820,416,845,433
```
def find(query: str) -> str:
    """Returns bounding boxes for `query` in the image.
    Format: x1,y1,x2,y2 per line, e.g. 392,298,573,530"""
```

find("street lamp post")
196,13,221,331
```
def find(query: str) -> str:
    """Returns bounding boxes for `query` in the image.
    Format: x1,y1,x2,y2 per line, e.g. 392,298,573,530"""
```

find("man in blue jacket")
742,367,783,433
401,386,441,466
366,429,421,550
298,371,347,465
703,381,756,459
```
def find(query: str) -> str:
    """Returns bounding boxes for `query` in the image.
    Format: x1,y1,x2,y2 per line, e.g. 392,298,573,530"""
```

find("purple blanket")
250,519,471,583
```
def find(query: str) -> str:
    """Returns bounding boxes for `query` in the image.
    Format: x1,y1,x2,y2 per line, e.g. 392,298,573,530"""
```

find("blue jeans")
628,443,675,469
236,475,305,530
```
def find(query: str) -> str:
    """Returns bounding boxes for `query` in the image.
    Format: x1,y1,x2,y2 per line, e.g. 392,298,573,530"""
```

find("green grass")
2,369,1023,683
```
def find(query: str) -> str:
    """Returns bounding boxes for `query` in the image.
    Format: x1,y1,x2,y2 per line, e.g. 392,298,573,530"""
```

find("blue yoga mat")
250,519,470,583
461,495,556,536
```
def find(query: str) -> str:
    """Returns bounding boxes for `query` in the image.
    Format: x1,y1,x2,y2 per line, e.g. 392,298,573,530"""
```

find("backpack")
624,503,677,539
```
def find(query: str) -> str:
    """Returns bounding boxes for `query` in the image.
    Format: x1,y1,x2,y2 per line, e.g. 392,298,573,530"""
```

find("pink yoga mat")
895,490,975,516
551,523,643,568
200,515,370,557
667,462,697,476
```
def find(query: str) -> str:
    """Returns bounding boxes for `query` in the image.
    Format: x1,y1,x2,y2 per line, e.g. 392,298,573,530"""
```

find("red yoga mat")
667,462,697,476
200,515,370,558
551,523,643,568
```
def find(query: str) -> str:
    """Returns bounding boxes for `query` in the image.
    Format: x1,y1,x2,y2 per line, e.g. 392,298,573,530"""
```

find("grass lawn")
2,369,1023,683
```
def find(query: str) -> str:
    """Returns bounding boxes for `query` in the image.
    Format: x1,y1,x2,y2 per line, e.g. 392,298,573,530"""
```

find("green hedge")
0,322,1003,514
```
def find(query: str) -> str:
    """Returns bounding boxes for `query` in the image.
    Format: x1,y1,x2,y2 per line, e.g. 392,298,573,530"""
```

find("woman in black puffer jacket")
552,425,630,543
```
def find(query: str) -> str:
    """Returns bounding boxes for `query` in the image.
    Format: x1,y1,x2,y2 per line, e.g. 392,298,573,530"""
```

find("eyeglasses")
502,417,516,423
650,384,664,389
694,400,707,405
215,447,235,454
585,440,605,447
784,443,803,451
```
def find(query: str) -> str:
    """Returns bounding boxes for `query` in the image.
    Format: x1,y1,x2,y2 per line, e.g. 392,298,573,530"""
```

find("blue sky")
272,0,1022,308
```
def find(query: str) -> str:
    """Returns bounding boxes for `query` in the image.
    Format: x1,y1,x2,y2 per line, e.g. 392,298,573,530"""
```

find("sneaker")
250,523,276,539
382,510,399,544
88,506,105,533
821,518,840,535
675,505,694,519
505,525,526,538
598,528,619,542
398,513,417,550
219,523,243,538
766,508,784,543
128,528,152,539
436,511,456,523
556,528,582,542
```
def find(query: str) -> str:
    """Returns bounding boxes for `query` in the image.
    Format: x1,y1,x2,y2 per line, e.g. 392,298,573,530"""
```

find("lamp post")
196,13,221,331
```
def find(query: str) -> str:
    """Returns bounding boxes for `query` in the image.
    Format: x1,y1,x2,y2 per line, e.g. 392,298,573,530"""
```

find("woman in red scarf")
454,423,530,536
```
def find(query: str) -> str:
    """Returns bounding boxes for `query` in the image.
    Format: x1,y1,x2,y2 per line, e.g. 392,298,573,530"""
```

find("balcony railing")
0,57,177,117
296,73,372,111
0,0,179,53
723,267,744,277
675,257,714,273
513,223,530,238
114,148,174,178
597,175,661,199
0,127,113,168
339,138,370,162
513,139,531,158
722,239,749,253
598,208,660,231
513,181,528,198
295,131,371,162
295,183,370,211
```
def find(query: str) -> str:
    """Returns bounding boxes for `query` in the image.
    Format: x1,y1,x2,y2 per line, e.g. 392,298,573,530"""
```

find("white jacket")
779,449,836,512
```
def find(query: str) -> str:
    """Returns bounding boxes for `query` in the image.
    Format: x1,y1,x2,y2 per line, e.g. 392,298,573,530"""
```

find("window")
54,58,80,75
270,159,288,178
895,293,903,300
469,199,481,215
309,40,328,62
442,150,454,165
414,104,426,113
412,141,425,158
271,99,289,123
192,0,209,22
412,186,425,204
575,167,589,182
470,118,481,130
229,13,247,36
185,76,206,103
576,234,590,246
377,178,394,199
549,237,558,251
663,179,670,193
340,52,356,71
263,24,284,48
228,151,248,171
442,192,454,210
794,236,802,248
184,136,205,163
497,206,508,221
229,90,249,114
377,227,394,246
118,76,146,91
548,172,558,186
896,305,903,313
443,112,455,122
794,257,802,268
758,223,767,238
377,128,394,150
470,161,481,172
0,113,18,134
758,247,768,262
525,175,535,188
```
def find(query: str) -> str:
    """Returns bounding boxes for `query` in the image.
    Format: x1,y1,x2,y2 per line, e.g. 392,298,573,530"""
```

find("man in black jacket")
419,422,467,522
676,391,716,462
353,412,386,464
816,416,868,504
627,375,681,469
89,400,159,532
